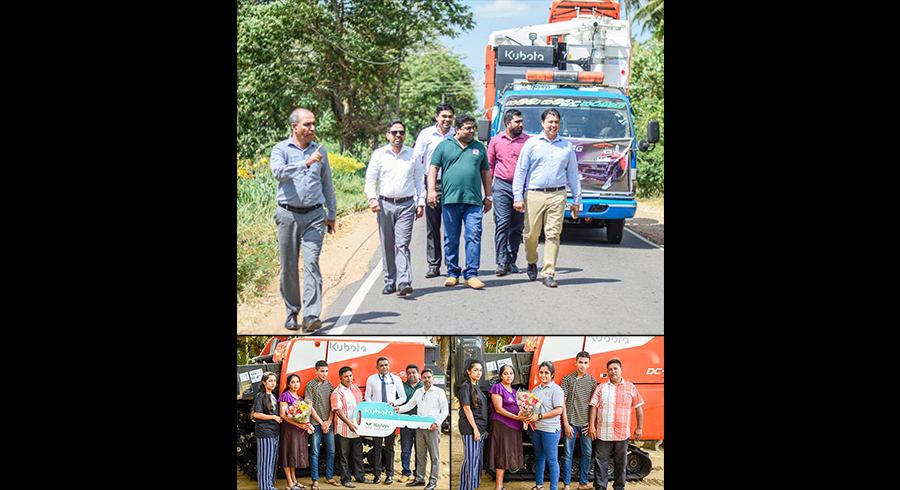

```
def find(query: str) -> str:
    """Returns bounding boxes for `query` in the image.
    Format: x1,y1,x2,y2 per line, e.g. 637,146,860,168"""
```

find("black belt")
529,186,566,192
379,195,413,204
278,202,323,214
497,177,514,184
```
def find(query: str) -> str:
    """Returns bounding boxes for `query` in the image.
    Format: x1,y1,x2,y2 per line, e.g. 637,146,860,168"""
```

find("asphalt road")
316,210,663,334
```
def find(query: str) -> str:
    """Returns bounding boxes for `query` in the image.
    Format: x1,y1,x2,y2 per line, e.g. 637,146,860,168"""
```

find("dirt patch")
627,197,664,247
449,410,663,490
237,210,381,334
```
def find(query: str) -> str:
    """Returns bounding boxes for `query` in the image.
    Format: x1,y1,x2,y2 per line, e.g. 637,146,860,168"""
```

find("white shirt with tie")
365,372,407,407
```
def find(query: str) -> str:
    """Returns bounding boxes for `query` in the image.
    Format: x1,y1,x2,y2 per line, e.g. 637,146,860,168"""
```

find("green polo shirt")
430,138,490,206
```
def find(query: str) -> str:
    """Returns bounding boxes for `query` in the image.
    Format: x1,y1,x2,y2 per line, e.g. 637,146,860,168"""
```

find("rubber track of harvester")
625,444,652,481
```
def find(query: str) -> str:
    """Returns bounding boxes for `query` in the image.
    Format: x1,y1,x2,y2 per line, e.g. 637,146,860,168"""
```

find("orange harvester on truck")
454,336,662,481
237,337,449,480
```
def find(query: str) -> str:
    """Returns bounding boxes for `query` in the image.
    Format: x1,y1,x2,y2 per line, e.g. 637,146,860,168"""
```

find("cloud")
472,0,532,20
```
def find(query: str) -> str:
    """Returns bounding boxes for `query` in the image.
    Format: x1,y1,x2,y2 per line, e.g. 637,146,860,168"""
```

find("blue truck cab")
478,82,658,244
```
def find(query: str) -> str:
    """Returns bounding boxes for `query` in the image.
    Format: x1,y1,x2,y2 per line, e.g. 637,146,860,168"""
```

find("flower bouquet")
516,389,541,431
285,399,314,434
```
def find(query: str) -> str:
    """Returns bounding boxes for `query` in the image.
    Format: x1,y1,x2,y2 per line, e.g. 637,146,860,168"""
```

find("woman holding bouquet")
488,364,525,490
279,374,310,490
523,362,565,490
253,372,282,490
458,359,488,490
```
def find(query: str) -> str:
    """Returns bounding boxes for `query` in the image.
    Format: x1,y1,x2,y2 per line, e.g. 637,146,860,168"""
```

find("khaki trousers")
523,189,566,278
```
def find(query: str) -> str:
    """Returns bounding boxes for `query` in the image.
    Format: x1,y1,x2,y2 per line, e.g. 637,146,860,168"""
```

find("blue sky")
437,0,650,110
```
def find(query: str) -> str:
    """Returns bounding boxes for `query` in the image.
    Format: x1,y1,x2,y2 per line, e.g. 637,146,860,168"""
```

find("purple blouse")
489,383,521,431
278,391,306,433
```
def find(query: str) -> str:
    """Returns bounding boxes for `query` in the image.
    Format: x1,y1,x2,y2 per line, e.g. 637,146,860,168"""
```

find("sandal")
312,483,320,490
325,480,340,487
342,484,356,489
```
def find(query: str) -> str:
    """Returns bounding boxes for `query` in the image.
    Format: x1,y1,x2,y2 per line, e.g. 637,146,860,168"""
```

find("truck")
237,336,450,480
453,335,663,481
477,0,660,244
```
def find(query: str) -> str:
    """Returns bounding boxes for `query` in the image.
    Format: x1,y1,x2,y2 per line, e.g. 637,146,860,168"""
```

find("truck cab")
478,5,659,244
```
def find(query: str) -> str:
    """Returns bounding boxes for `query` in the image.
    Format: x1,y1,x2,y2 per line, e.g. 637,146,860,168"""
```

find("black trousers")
336,434,366,483
425,179,442,267
371,432,397,477
592,439,628,490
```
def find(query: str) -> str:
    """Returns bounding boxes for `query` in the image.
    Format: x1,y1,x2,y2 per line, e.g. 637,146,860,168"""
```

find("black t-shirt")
253,391,281,439
457,381,488,435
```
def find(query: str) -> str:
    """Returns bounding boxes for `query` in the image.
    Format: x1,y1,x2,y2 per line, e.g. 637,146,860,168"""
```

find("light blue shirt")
512,132,582,205
270,138,338,221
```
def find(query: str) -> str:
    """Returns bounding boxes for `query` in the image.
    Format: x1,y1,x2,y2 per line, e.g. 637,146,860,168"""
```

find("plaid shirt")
330,383,364,438
589,380,644,441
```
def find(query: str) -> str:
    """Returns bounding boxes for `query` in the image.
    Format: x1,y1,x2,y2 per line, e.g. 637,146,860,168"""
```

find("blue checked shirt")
512,132,582,205
269,138,338,221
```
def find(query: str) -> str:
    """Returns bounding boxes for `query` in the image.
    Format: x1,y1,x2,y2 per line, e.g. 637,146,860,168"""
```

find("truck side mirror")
647,120,660,144
477,118,491,142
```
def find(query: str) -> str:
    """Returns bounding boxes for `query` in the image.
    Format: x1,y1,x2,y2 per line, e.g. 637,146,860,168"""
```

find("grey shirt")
532,381,565,433
270,138,337,221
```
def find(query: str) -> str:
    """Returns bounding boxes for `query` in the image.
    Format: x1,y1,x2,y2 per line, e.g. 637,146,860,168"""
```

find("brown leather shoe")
465,277,485,289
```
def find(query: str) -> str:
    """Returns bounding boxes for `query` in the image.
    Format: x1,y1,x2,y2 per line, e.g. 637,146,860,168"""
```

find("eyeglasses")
389,130,406,135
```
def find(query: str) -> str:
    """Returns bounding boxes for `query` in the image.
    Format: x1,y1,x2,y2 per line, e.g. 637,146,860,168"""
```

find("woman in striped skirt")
253,372,283,490
458,359,489,490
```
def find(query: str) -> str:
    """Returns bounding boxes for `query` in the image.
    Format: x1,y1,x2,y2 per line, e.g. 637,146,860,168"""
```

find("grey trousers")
377,197,416,286
275,205,325,318
414,428,440,485
492,178,524,266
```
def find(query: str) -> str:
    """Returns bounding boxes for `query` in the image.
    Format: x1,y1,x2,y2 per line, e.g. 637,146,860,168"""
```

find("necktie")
381,375,388,403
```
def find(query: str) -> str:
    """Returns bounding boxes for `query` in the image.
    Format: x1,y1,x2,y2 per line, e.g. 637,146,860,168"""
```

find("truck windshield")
503,96,631,140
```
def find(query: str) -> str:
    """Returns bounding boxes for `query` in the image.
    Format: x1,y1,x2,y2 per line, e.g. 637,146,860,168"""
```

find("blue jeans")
442,203,483,280
531,428,561,490
562,425,592,485
399,426,417,476
309,424,335,481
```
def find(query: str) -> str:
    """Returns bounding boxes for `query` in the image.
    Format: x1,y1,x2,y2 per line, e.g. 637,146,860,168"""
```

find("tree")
236,0,475,158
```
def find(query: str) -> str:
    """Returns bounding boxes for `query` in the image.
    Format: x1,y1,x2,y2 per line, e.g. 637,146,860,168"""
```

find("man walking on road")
411,104,456,279
427,114,492,290
270,108,337,332
487,108,530,276
588,359,644,490
513,108,582,288
365,119,425,297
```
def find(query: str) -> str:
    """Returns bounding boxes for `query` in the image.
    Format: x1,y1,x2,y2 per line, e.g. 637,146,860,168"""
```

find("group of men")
559,353,644,490
270,104,583,331
308,357,449,489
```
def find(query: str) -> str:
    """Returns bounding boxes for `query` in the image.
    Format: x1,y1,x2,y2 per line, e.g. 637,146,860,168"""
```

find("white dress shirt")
365,144,426,206
396,385,449,426
411,124,456,180
365,372,407,406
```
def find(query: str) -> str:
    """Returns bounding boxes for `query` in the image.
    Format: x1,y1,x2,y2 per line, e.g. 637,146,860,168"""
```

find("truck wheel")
606,219,624,244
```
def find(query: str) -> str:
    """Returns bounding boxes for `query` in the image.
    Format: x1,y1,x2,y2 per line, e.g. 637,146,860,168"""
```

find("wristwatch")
485,195,493,201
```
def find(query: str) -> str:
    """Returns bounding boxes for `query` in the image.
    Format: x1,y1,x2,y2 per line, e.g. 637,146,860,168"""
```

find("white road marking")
326,262,383,335
625,226,664,250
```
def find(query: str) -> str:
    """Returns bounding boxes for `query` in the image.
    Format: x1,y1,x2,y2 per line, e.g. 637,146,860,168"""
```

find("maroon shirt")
487,131,530,182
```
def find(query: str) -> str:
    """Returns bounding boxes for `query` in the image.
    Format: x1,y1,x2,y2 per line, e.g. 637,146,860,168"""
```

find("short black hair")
315,360,328,369
376,356,390,366
436,103,454,115
575,351,591,362
387,119,405,130
454,113,476,129
406,364,419,372
339,366,352,376
607,359,622,369
541,108,561,121
504,109,522,126
421,368,434,376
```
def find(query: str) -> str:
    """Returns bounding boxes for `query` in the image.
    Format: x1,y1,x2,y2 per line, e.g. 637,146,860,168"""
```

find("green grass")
237,152,368,303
